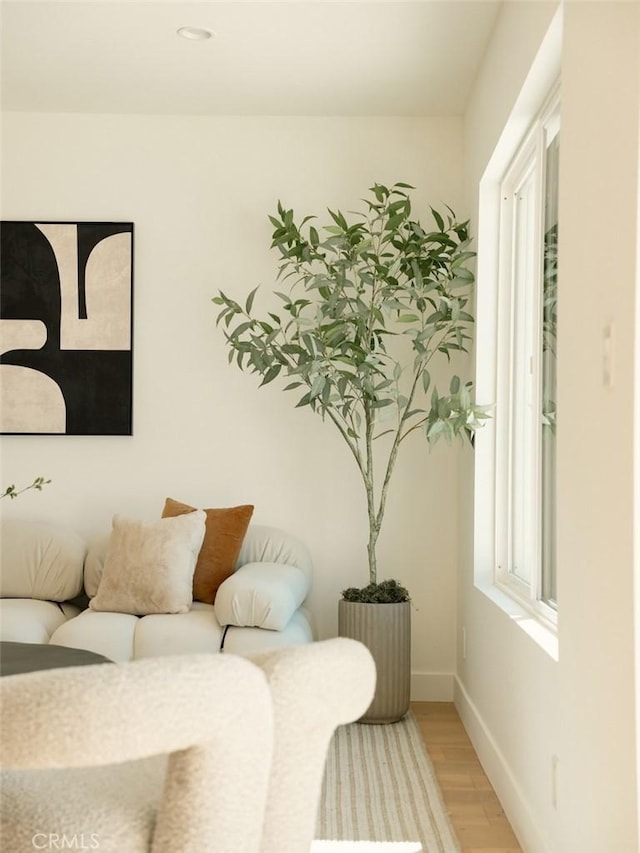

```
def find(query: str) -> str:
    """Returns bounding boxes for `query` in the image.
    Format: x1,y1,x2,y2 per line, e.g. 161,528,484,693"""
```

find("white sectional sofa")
0,520,85,644
0,517,314,661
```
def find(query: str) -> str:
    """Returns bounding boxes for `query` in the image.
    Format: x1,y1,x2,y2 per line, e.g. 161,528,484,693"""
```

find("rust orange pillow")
162,498,254,604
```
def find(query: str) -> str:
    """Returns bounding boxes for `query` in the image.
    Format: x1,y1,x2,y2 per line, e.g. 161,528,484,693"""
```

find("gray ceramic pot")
338,599,411,724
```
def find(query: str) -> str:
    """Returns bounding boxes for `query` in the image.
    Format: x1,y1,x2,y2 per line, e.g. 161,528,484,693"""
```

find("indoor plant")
213,182,487,720
1,476,51,500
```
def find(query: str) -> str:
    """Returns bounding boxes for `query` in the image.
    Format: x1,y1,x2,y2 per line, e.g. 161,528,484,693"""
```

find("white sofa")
0,518,314,661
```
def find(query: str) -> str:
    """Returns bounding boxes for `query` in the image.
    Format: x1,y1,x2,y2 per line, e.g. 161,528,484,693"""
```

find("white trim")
454,676,552,853
634,49,640,846
479,10,562,188
410,671,454,702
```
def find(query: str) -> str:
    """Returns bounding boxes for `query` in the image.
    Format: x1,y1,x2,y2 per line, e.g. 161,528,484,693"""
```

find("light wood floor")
411,702,523,853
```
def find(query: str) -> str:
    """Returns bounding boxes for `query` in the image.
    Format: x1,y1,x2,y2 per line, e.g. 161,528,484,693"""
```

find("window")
490,84,560,626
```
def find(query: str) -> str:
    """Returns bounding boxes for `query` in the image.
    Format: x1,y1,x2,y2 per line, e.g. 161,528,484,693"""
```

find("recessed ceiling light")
177,26,213,41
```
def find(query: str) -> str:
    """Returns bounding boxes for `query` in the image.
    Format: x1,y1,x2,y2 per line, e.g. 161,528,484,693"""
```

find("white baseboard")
410,671,455,701
453,677,549,853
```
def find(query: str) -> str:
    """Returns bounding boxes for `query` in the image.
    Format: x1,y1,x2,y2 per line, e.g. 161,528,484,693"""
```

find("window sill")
476,579,559,662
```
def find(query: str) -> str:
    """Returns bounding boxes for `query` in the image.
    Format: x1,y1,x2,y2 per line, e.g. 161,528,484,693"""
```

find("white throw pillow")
90,511,206,615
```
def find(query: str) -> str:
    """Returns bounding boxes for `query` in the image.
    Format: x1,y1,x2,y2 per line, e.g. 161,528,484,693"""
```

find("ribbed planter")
338,599,411,724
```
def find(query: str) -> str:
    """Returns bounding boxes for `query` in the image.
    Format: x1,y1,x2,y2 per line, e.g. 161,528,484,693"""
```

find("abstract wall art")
0,221,134,435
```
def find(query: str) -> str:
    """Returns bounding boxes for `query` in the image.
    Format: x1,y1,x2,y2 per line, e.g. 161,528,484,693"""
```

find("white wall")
459,3,640,852
0,113,466,697
555,4,639,850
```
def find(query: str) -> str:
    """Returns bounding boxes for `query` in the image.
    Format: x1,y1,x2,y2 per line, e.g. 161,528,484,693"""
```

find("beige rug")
315,712,460,853
312,843,424,852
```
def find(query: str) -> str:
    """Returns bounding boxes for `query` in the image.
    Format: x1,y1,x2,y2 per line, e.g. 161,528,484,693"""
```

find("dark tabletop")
0,641,112,676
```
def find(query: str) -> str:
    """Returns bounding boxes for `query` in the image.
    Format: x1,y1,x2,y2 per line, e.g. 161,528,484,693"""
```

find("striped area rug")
315,712,460,853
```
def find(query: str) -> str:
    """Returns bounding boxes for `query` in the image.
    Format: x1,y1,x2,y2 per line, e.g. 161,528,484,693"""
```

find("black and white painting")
0,221,134,435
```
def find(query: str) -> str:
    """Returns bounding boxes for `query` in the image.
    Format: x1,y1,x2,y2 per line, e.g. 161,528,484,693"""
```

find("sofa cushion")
238,525,313,583
50,604,225,662
222,611,314,655
0,519,85,601
161,498,254,605
89,511,205,616
133,603,224,658
0,599,81,644
215,562,311,631
50,610,140,662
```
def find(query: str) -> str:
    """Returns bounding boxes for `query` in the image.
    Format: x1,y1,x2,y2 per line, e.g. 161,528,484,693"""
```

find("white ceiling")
1,1,501,116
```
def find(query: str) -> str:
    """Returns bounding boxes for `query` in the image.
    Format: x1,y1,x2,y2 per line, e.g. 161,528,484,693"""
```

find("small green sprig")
1,476,52,500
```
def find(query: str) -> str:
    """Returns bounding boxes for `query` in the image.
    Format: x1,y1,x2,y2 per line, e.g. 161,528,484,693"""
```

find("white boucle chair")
247,638,377,853
0,653,274,853
0,638,376,853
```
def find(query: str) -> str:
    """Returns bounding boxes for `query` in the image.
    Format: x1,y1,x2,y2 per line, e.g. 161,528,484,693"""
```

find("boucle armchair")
0,653,274,853
248,638,377,853
0,638,376,853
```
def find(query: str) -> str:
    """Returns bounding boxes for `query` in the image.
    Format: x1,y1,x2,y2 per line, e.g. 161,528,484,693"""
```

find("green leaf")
373,429,394,440
460,383,471,409
431,207,445,232
230,320,253,338
260,365,281,386
328,208,348,231
310,375,326,399
405,408,424,420
245,287,258,314
427,420,447,442
386,213,405,231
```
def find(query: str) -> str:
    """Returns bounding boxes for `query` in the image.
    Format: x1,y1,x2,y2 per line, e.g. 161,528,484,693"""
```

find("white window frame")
472,8,562,659
494,85,560,629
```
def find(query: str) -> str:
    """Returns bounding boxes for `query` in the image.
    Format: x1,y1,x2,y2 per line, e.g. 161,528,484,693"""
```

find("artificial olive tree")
213,183,487,596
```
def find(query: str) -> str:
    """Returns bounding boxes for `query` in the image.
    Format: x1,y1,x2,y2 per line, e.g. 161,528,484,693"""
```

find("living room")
1,2,639,852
